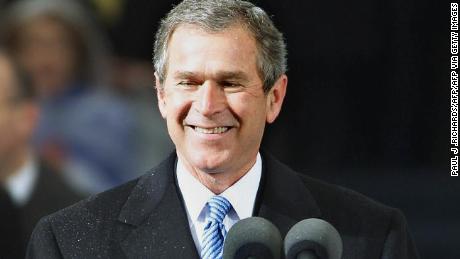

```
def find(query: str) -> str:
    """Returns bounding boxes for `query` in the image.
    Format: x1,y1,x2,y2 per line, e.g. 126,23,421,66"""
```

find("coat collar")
116,152,200,258
117,153,176,226
115,151,321,257
255,151,322,236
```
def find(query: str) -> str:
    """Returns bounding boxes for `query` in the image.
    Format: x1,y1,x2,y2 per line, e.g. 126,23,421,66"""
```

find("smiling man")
27,0,419,258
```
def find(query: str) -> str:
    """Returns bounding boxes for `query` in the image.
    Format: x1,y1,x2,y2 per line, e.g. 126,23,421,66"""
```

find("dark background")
2,0,454,257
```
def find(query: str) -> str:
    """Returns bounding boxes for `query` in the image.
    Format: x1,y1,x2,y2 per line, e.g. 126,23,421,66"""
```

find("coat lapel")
115,153,200,259
255,151,322,237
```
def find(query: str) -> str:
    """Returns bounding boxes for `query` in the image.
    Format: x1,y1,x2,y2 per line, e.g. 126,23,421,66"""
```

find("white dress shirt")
176,153,262,253
5,154,38,207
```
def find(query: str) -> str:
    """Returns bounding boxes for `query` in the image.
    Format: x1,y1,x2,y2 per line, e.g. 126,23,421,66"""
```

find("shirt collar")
5,154,38,207
176,153,262,223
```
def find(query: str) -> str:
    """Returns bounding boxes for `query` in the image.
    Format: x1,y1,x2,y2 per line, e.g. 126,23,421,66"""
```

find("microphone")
284,218,343,259
223,217,282,259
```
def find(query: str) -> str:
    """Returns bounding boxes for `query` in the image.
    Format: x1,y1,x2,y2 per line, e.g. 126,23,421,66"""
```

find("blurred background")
0,0,456,258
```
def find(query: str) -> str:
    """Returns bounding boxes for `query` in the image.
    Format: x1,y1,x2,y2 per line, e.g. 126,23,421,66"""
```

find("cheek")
164,91,192,126
0,115,19,146
0,111,13,132
229,94,267,121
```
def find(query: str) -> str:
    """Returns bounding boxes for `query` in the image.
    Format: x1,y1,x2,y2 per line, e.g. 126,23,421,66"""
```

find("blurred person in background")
0,185,22,258
0,0,139,194
0,48,82,258
88,0,175,172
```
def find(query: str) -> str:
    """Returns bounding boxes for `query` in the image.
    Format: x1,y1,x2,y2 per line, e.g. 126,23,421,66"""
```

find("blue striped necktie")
201,195,232,259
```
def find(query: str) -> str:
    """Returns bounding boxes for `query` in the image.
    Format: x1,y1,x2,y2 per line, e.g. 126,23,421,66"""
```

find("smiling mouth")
189,125,231,134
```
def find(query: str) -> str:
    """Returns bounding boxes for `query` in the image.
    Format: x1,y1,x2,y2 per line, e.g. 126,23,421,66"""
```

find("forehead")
21,15,69,36
165,24,259,78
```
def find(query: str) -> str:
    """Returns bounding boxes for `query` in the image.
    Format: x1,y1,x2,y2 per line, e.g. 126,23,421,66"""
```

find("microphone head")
284,218,343,259
223,217,282,259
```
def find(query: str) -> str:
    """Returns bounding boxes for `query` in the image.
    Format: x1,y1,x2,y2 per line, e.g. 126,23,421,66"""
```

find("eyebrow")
173,70,250,82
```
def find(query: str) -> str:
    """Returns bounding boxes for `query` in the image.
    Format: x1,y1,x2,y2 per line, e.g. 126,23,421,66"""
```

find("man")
27,0,419,258
0,49,83,258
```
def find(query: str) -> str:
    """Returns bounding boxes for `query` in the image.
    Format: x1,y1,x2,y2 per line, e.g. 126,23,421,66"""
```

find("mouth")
187,125,232,134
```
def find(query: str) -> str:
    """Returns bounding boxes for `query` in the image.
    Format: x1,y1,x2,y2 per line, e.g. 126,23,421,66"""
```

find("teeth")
194,126,229,134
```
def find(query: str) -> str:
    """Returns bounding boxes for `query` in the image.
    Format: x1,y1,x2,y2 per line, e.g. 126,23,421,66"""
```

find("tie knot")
207,195,232,223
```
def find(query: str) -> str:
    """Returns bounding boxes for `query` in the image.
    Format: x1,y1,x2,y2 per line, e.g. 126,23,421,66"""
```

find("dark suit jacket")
26,152,419,258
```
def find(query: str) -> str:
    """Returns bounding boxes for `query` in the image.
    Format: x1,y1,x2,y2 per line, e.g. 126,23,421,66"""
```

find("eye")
221,81,242,88
177,81,199,88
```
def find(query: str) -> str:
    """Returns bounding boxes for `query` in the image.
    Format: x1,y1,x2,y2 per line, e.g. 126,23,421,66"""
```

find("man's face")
157,24,286,176
16,16,78,97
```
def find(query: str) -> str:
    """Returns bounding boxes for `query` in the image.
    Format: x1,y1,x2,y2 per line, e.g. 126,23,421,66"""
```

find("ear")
266,74,287,124
155,72,167,119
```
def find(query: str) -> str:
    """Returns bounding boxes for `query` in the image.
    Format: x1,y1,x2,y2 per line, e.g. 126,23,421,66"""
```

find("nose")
196,81,227,116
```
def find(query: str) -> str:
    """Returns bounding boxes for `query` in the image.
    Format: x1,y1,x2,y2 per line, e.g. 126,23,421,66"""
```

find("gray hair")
153,0,287,92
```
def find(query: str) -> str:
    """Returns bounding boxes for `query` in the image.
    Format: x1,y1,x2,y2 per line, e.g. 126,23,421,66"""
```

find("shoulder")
301,174,420,258
27,177,140,258
264,153,406,239
263,154,419,257
27,153,178,257
36,152,176,234
264,152,396,219
45,176,139,227
299,173,400,225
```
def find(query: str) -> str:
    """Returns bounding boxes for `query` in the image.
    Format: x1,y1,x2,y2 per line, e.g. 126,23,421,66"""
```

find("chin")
189,150,230,173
